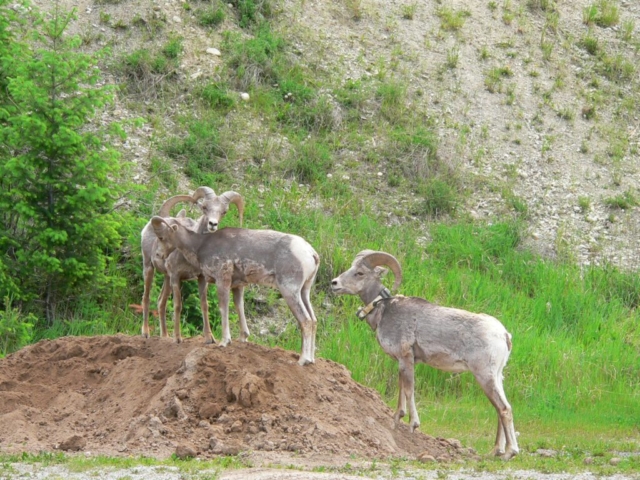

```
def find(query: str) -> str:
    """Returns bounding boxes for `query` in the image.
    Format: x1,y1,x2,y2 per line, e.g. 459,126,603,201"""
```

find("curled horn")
361,251,403,292
221,191,245,227
191,186,216,202
158,195,194,217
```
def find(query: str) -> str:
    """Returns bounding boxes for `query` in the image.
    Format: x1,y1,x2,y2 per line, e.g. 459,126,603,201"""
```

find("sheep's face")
331,262,387,296
198,198,229,232
151,217,179,254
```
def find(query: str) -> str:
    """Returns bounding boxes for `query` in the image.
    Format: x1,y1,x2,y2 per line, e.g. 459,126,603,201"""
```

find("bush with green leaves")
0,5,126,324
0,297,35,356
197,3,226,27
223,24,285,90
229,0,272,28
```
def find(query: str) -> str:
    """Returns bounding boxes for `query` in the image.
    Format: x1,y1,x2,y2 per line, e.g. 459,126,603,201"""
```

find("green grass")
436,6,471,31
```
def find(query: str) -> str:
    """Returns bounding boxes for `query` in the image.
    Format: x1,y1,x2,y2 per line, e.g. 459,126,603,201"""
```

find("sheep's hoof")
141,331,150,339
204,336,216,345
240,332,250,342
393,410,405,422
220,339,231,347
298,357,314,366
174,337,183,344
490,447,506,457
410,421,420,433
500,449,518,461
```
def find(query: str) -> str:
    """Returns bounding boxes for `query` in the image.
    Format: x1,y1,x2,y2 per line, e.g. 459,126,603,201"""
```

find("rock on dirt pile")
0,335,472,461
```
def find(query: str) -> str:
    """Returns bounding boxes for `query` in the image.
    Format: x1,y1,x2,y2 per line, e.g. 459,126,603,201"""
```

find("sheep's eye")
356,271,364,277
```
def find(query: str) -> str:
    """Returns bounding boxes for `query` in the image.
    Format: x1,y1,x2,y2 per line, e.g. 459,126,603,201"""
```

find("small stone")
230,420,243,432
240,92,250,101
59,435,86,452
417,453,436,463
447,438,463,449
175,444,196,459
176,389,189,400
326,173,333,178
220,445,241,455
610,457,622,466
217,413,232,424
536,448,558,458
584,457,594,465
199,403,222,420
206,47,221,56
209,436,219,449
172,15,181,23
377,171,383,176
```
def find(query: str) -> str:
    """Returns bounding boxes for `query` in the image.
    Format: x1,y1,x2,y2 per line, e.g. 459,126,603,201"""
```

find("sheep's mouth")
330,285,348,295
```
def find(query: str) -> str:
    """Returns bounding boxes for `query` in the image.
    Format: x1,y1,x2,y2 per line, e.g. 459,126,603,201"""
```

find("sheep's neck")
195,216,209,235
359,282,385,306
174,229,205,268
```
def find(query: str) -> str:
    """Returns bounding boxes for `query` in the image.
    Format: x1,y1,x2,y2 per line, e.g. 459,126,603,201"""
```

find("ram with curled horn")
331,250,519,460
150,216,320,365
139,187,248,344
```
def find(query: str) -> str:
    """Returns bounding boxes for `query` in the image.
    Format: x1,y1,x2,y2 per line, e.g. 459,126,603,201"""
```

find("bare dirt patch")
0,335,472,463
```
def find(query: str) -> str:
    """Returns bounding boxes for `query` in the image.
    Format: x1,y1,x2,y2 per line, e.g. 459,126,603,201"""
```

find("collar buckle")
356,288,392,320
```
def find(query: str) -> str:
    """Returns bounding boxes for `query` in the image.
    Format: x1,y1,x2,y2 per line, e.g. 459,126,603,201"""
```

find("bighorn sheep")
150,217,320,365
140,187,245,344
331,250,519,460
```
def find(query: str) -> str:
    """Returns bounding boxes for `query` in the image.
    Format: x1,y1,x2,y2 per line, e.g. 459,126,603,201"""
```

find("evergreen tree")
0,2,126,324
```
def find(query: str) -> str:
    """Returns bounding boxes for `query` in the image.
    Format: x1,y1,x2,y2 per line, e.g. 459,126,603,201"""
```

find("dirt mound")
0,335,472,461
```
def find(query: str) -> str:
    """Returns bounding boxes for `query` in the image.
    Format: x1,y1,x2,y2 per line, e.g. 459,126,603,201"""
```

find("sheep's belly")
233,261,277,288
419,351,469,373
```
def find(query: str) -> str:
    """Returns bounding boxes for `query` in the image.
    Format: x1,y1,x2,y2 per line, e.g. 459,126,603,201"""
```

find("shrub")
200,82,236,110
414,178,459,217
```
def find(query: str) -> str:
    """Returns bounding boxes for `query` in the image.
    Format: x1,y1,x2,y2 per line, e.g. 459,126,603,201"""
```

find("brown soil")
0,335,472,463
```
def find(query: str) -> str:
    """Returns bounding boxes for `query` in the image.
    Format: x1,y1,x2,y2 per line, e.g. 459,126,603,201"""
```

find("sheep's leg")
198,275,215,344
232,286,250,342
281,291,314,366
141,264,155,338
156,275,171,338
393,369,406,428
398,355,420,432
217,285,232,347
301,279,317,363
475,372,519,459
170,275,183,344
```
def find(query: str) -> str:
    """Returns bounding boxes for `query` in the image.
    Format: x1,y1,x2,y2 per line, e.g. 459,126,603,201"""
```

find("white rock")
377,172,383,176
206,47,221,56
240,92,250,101
326,173,333,179
172,15,181,23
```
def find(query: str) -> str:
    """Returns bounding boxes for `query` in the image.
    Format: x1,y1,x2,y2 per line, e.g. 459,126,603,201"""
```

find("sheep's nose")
208,221,218,231
331,279,338,286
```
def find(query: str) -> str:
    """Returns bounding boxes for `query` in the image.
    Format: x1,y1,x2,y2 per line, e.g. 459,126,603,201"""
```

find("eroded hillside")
30,0,640,268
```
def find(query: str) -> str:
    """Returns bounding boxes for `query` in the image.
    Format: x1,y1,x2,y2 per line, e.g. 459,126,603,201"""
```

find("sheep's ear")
170,224,179,232
151,216,165,229
374,266,388,278
177,209,187,218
